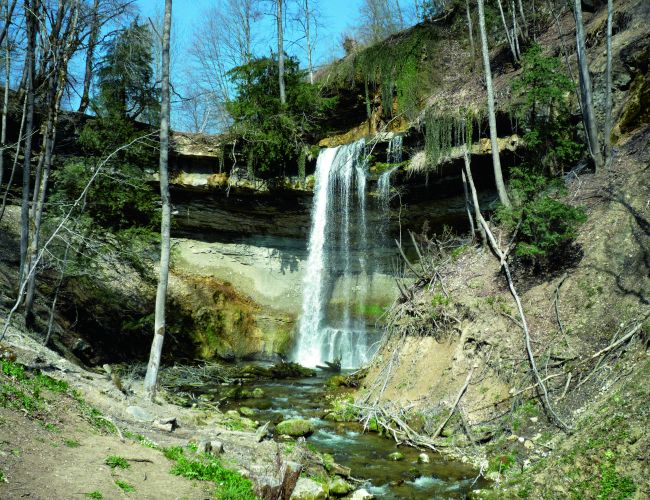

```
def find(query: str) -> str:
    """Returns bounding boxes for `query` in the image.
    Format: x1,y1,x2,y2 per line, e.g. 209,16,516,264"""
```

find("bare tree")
358,0,399,44
573,0,604,172
276,0,286,104
18,0,38,285
604,0,613,168
144,0,172,399
477,0,511,208
465,0,475,59
0,0,13,194
0,0,16,47
78,0,100,113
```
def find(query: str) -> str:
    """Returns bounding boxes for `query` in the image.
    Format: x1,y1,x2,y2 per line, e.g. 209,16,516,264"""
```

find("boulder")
329,476,353,496
275,419,315,437
290,477,328,500
417,452,430,464
387,451,404,461
350,488,375,500
126,405,153,422
252,387,265,398
239,406,256,417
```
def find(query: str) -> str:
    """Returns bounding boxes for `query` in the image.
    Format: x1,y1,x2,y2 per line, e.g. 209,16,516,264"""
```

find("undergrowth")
163,446,259,500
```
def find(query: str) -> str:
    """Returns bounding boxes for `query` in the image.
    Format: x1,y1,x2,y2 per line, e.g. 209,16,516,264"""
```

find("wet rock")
239,406,256,417
290,477,328,500
329,462,351,478
524,440,534,450
275,418,315,437
252,387,265,398
350,488,375,500
406,467,422,480
417,452,430,463
329,476,353,496
388,451,404,461
126,405,153,422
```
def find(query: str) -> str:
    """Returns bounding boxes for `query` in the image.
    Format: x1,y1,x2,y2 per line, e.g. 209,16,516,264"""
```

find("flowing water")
215,371,486,499
293,140,372,369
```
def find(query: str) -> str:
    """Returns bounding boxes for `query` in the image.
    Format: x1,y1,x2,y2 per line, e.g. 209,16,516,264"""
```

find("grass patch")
85,492,103,499
105,455,130,469
64,438,80,448
598,450,636,499
164,447,259,500
114,479,135,493
0,469,6,483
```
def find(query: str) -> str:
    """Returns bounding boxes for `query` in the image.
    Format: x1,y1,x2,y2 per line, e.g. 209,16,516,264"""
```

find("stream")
204,368,486,499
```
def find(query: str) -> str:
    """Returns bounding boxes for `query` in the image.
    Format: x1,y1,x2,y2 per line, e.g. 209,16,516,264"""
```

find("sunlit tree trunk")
19,0,38,286
144,0,172,400
277,0,286,104
0,0,11,195
604,0,613,168
465,0,475,59
573,0,604,172
304,0,314,84
477,0,511,208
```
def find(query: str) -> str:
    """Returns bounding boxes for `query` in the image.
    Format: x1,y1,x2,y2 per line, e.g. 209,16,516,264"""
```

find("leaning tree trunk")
477,0,511,208
304,0,314,84
144,0,172,400
604,0,613,168
19,0,38,286
277,0,286,104
573,0,604,172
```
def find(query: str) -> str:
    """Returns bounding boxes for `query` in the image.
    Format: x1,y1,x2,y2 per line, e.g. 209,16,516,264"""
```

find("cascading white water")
294,139,370,369
377,134,403,241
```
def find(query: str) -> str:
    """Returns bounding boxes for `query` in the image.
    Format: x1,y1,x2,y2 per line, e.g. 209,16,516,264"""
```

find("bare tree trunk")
44,241,70,346
477,0,511,208
465,0,475,59
573,0,604,172
0,0,16,47
462,149,486,245
517,0,528,37
78,0,100,114
304,0,314,84
604,0,613,168
277,0,286,104
0,0,10,193
19,0,38,286
144,0,172,400
461,168,475,238
496,0,518,63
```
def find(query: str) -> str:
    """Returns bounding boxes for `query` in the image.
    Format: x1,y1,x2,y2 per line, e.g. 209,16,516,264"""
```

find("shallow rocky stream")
196,367,486,499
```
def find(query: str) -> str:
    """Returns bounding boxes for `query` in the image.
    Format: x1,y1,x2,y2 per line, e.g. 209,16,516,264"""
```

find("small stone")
225,410,240,419
329,476,353,496
507,434,519,441
524,440,534,450
388,451,404,461
126,405,153,422
350,488,375,500
255,421,270,442
417,452,430,464
210,440,224,454
197,440,212,454
518,436,525,443
530,417,538,423
532,433,542,442
152,421,173,432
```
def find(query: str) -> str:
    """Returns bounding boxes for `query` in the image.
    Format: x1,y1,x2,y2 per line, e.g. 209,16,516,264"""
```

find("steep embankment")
351,0,650,495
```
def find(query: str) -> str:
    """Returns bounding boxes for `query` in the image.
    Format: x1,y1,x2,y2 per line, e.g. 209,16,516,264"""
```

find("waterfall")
294,139,370,369
377,135,403,242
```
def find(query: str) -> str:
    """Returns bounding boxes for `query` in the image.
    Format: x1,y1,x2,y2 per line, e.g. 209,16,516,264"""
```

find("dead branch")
478,217,572,432
433,364,476,438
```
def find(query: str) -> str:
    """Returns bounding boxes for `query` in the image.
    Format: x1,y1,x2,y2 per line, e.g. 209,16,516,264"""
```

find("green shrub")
105,455,130,469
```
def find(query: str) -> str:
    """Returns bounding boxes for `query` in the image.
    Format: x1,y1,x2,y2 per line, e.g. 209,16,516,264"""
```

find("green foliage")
496,170,586,260
598,450,636,499
227,55,336,178
0,469,6,483
165,447,258,500
511,44,582,174
64,439,80,448
114,479,135,493
96,20,159,123
105,455,130,469
0,360,70,414
488,453,517,474
85,492,103,500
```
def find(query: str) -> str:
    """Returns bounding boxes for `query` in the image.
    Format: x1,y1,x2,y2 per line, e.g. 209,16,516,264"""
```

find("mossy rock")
275,418,315,437
617,71,650,135
329,477,353,496
239,406,256,417
388,451,405,461
326,375,348,388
